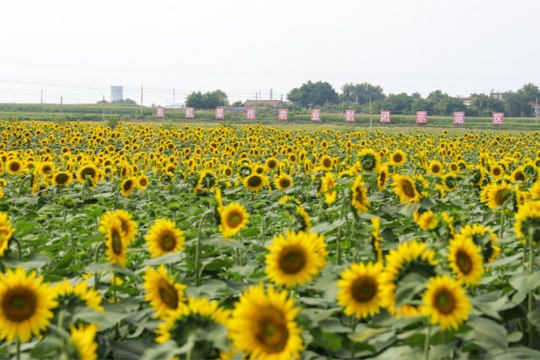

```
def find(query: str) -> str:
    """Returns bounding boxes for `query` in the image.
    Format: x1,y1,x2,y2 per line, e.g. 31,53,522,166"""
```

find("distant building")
243,99,291,108
457,97,475,106
110,86,123,102
490,92,504,101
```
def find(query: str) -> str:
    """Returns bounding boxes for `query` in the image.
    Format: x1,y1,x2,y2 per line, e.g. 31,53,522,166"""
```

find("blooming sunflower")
265,231,325,288
70,323,99,360
377,165,389,191
514,200,540,244
379,240,438,318
320,155,333,171
0,212,16,257
0,267,58,342
530,181,540,199
265,157,279,171
447,237,483,287
358,148,381,173
53,279,104,312
145,219,186,258
456,224,500,264
482,181,514,209
337,262,383,319
243,173,267,192
120,177,137,196
392,174,422,203
351,175,370,214
99,217,128,266
143,265,187,319
219,202,249,238
389,149,407,167
6,159,23,175
78,164,99,187
416,210,439,230
275,175,294,191
100,209,138,245
428,160,444,176
228,283,304,360
421,275,471,331
137,173,149,190
52,172,72,187
319,171,337,205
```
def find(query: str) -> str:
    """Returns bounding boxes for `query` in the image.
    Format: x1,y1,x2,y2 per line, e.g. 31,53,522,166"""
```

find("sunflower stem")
499,208,505,240
94,242,104,290
423,319,431,360
17,174,32,197
16,338,20,360
11,237,22,261
194,212,208,286
528,230,535,348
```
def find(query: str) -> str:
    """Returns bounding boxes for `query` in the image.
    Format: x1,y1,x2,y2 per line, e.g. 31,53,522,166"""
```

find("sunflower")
389,149,407,167
266,157,279,171
155,297,231,350
265,231,325,288
53,279,104,312
143,265,187,319
292,206,311,232
379,240,438,318
100,209,138,245
483,181,514,209
38,161,55,178
490,164,504,179
515,200,540,244
337,262,383,319
428,160,444,175
99,217,128,266
358,148,381,173
416,210,439,230
320,155,333,171
0,212,16,257
228,283,304,360
0,267,58,342
70,323,99,360
137,173,149,190
392,174,421,203
275,175,294,191
78,164,99,187
530,181,540,199
421,275,471,331
377,165,389,191
52,172,72,187
456,224,500,264
371,217,383,262
6,159,23,175
244,173,267,192
145,219,185,258
351,175,369,214
219,202,249,238
511,166,526,183
319,171,337,205
120,177,137,196
447,237,483,287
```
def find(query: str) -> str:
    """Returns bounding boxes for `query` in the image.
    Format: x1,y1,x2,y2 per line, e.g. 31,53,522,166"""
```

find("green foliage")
287,80,340,108
185,90,228,110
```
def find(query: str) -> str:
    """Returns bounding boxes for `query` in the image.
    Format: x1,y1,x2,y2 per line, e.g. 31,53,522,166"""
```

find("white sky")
1,0,539,106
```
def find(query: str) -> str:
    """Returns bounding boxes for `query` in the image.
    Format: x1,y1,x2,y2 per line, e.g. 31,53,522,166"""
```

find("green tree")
185,90,228,110
372,93,414,114
434,97,467,116
341,82,385,105
411,98,433,114
467,94,505,117
287,81,339,108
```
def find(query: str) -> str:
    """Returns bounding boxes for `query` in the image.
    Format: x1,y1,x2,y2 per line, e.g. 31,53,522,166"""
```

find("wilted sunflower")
456,224,500,264
6,159,23,175
120,177,137,196
351,175,369,214
228,283,304,360
275,174,294,191
379,240,438,318
0,212,16,257
421,275,471,331
243,173,267,192
337,261,383,319
52,172,72,187
99,217,128,266
145,219,185,258
265,230,325,288
0,267,58,342
392,174,421,203
53,279,104,312
219,202,249,238
100,209,138,245
70,323,99,360
447,236,484,287
389,149,407,167
514,200,540,244
143,265,187,319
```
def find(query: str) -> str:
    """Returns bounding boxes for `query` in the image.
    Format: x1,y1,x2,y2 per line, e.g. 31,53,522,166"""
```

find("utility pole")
536,97,538,125
40,90,43,104
369,98,373,133
102,95,106,121
173,89,176,104
140,85,143,115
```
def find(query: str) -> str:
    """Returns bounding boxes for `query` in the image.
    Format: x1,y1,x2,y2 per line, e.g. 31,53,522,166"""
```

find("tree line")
182,82,540,117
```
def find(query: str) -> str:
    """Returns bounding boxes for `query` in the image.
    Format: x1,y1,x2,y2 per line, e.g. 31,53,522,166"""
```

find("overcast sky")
1,0,538,106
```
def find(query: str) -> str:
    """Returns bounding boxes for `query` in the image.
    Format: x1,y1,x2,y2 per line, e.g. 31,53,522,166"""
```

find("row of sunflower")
0,119,539,359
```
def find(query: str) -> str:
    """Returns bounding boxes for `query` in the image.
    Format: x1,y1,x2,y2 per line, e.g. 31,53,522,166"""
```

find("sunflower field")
0,119,539,360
